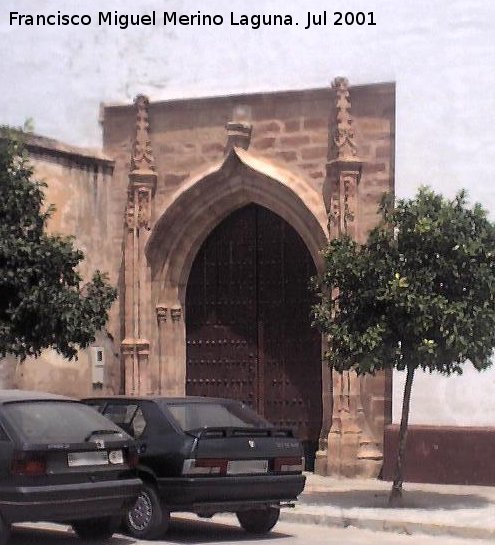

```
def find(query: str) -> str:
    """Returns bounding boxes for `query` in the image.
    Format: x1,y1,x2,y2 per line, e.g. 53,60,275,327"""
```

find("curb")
279,510,495,541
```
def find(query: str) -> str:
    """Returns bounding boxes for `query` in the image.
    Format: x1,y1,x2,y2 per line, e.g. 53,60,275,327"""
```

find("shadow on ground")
10,524,133,545
9,518,288,545
300,489,490,510
164,517,289,544
10,518,290,545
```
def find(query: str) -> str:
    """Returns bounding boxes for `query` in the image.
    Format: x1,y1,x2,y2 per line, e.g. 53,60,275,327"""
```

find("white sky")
2,0,495,206
1,0,495,423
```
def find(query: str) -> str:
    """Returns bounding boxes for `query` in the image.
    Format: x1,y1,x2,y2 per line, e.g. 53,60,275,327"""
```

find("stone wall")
1,134,120,397
101,82,395,475
102,83,394,245
3,84,395,470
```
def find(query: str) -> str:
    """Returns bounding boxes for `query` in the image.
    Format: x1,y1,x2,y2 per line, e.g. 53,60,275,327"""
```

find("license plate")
227,460,268,475
67,451,109,467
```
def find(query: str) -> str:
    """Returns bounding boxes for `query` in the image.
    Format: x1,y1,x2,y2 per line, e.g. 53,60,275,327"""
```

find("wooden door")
186,204,322,461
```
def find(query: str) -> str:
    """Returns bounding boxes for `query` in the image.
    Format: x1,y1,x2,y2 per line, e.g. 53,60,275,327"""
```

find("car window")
87,402,106,414
131,408,146,438
2,401,126,443
0,422,9,441
102,403,147,438
164,402,270,431
104,403,138,425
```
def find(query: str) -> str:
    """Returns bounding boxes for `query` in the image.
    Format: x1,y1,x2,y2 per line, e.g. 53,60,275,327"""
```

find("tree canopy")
313,187,495,376
0,130,117,360
313,187,495,502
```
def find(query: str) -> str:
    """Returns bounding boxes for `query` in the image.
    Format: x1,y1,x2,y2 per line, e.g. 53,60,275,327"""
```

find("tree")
0,129,117,361
312,187,495,505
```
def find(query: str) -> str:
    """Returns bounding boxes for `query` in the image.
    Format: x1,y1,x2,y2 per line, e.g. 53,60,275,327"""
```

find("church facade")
9,78,396,478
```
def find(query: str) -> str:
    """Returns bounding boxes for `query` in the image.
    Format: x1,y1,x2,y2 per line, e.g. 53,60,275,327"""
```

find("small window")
103,403,147,438
132,408,147,438
2,401,123,443
0,423,9,441
165,401,269,432
104,403,138,426
86,401,106,414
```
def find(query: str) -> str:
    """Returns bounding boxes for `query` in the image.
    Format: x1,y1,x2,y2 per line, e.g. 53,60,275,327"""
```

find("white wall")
393,366,495,426
2,0,495,425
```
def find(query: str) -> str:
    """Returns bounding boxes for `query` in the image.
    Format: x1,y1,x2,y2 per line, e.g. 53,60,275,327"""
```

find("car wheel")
0,514,10,545
71,516,119,541
124,483,170,539
236,507,280,534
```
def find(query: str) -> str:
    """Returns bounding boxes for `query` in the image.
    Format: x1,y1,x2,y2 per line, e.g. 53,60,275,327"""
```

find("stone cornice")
0,132,115,171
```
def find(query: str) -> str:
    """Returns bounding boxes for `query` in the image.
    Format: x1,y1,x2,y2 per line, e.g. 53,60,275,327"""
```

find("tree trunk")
388,364,415,506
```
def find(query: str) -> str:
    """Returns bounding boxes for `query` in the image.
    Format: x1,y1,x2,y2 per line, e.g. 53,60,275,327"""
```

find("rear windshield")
2,401,125,444
162,401,270,431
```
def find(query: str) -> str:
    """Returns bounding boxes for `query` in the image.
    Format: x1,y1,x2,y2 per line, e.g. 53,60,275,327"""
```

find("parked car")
0,389,141,545
84,396,306,539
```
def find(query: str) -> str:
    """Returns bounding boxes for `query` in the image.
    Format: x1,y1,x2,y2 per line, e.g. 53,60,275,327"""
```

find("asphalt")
281,473,495,540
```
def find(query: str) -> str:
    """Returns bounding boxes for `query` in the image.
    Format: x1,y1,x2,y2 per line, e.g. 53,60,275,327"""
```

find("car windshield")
162,401,270,431
2,401,125,443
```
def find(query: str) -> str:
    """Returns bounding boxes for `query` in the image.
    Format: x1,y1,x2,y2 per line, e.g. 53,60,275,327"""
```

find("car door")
0,419,13,482
93,400,189,478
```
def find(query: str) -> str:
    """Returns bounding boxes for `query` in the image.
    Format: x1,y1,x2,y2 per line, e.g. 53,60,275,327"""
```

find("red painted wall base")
383,424,495,485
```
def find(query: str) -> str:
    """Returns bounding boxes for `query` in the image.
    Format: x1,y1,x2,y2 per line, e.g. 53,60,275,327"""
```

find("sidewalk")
280,473,495,540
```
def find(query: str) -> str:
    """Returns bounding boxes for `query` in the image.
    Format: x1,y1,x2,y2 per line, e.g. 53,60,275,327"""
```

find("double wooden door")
185,204,322,452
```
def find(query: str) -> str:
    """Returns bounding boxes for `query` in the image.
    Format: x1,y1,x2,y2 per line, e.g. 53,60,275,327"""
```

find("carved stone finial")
170,307,182,322
156,304,168,324
225,104,252,153
329,77,358,161
130,94,156,174
225,122,252,152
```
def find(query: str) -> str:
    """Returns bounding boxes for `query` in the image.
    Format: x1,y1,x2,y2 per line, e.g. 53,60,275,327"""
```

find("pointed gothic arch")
146,149,330,468
146,148,329,304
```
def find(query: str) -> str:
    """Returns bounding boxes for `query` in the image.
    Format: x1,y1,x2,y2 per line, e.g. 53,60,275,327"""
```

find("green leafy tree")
313,187,495,504
0,130,117,361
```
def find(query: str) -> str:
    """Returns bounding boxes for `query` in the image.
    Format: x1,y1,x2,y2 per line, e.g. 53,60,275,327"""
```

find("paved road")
9,516,490,545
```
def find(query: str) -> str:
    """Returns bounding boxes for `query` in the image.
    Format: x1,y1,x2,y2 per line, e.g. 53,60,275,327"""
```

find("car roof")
0,389,75,404
84,395,241,405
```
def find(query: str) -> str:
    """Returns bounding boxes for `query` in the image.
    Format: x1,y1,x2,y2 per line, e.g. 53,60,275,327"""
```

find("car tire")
71,516,119,541
0,514,10,545
236,507,280,534
124,483,170,540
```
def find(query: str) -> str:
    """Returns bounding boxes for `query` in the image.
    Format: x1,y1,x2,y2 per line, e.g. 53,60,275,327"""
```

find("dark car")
0,389,142,545
84,396,306,539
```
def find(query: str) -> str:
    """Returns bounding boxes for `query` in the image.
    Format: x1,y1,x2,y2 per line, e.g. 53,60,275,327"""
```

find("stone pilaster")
316,77,382,478
121,94,157,395
155,304,168,394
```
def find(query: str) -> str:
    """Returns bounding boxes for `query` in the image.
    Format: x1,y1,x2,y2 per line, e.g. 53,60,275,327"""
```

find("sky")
1,0,495,423
1,0,495,206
